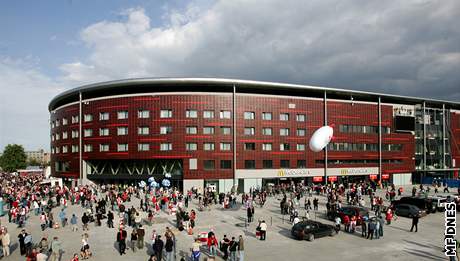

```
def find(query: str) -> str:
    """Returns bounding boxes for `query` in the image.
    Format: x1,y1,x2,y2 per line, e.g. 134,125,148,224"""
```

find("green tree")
0,144,27,172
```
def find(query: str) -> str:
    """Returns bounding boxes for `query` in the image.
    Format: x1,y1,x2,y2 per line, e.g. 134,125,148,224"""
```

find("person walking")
154,235,164,261
229,237,238,261
410,215,419,232
164,236,174,261
81,233,91,259
117,227,127,255
259,220,267,240
191,239,201,261
18,229,27,256
59,208,67,228
208,233,218,257
130,229,138,253
50,236,62,261
137,225,145,249
247,206,253,223
1,228,10,257
313,198,319,211
238,235,244,261
82,213,89,231
71,214,78,232
24,232,33,256
361,219,367,238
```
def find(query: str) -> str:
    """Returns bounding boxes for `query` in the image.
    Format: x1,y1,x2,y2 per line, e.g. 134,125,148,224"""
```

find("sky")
0,0,459,151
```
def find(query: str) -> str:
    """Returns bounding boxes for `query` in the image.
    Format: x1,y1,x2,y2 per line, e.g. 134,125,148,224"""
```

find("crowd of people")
1,170,458,260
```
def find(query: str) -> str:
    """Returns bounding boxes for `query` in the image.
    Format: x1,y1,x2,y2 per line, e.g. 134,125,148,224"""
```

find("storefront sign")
313,176,323,182
339,167,377,176
369,174,378,180
382,174,390,180
278,169,313,177
328,176,337,182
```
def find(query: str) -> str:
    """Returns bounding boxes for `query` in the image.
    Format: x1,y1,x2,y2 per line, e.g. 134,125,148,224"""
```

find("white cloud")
1,0,460,150
58,0,460,100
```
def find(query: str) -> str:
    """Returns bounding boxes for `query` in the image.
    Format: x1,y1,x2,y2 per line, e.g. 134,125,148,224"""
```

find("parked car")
428,196,448,212
393,203,423,218
329,206,369,225
291,220,337,241
392,196,435,214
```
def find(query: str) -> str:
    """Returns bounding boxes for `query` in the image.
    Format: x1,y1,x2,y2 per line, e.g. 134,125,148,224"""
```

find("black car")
391,196,435,214
291,220,337,241
393,203,423,218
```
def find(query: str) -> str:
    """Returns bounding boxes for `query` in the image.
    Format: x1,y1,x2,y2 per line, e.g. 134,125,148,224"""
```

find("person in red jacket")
343,215,350,232
385,209,393,225
207,234,218,257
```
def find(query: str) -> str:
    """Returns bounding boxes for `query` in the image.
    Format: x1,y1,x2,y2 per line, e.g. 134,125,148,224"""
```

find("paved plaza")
0,186,451,261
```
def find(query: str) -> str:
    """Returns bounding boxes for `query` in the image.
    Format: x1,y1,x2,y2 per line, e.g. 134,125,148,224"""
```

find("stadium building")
48,78,460,192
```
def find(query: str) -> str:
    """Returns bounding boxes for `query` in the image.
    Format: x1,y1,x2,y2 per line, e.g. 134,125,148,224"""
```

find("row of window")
51,126,310,140
339,125,391,134
51,141,312,154
202,159,307,170
327,143,403,151
315,159,403,164
51,110,307,128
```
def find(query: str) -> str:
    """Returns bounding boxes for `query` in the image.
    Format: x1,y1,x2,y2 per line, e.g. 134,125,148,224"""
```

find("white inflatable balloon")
309,126,334,152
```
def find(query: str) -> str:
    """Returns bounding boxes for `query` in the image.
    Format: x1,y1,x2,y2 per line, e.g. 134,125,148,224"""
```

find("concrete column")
324,91,328,184
79,92,83,185
378,97,382,184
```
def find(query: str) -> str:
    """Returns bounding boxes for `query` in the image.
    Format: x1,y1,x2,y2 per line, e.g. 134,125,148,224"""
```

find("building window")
138,126,149,135
71,145,79,153
186,109,198,118
280,128,290,136
203,143,215,151
51,134,55,141
55,133,60,140
279,113,289,121
297,160,307,168
262,112,272,120
55,120,60,127
52,148,55,154
138,110,150,119
62,146,68,153
83,114,92,122
296,114,306,122
221,127,231,135
84,144,93,152
220,110,231,119
138,143,150,151
100,144,109,152
160,109,172,118
62,118,68,125
185,110,198,118
72,130,79,138
263,160,273,169
99,128,109,136
99,112,109,121
117,143,128,152
296,144,305,151
71,115,79,124
245,143,256,151
62,132,68,139
51,122,55,129
280,160,290,168
203,110,214,119
118,127,128,136
186,126,198,134
244,111,255,120
280,143,290,151
55,147,60,153
262,128,272,136
245,160,256,169
297,129,306,136
220,160,232,169
118,111,129,120
204,160,215,170
160,143,173,151
262,143,272,151
186,143,198,151
220,143,231,151
203,127,215,135
84,129,93,137
244,127,255,136
160,126,172,134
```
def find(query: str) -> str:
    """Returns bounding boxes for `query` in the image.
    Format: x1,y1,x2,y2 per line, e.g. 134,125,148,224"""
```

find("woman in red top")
385,209,393,225
207,234,218,257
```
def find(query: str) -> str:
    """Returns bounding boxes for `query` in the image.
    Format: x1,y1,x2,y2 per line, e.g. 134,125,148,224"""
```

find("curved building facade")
49,78,460,192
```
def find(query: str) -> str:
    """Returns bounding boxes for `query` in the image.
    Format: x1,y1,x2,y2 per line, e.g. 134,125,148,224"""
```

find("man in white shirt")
259,220,267,240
